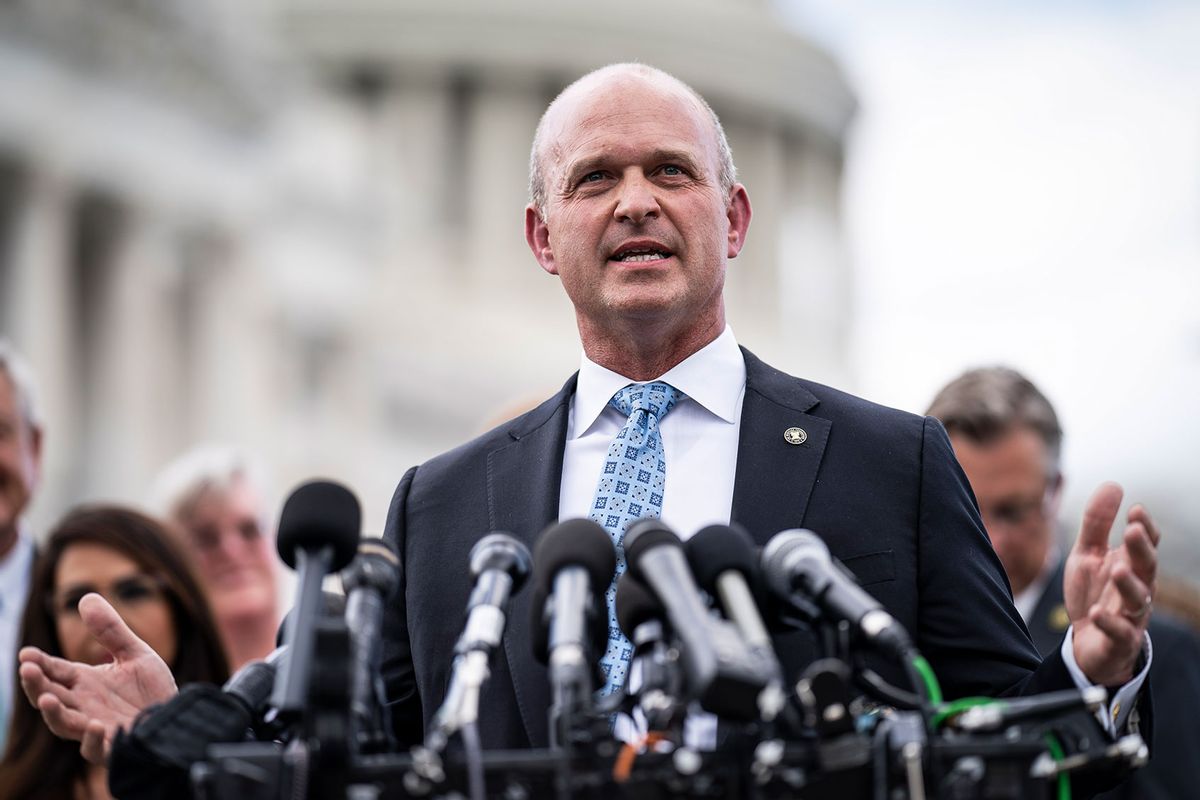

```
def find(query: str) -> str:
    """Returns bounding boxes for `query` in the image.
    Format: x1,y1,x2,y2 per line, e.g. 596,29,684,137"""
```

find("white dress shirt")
560,325,745,541
0,528,35,752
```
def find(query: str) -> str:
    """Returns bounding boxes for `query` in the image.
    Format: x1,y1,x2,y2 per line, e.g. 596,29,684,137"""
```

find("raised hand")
1064,482,1160,686
18,592,178,764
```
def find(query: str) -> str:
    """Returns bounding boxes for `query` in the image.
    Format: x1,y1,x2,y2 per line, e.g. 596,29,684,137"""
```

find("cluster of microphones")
443,513,919,748
106,480,1146,800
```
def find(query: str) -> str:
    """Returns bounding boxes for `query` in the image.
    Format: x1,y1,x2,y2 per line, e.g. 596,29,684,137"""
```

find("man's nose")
614,172,660,224
213,529,245,560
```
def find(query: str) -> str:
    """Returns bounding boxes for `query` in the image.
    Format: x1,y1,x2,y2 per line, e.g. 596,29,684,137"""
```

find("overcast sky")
776,0,1200,567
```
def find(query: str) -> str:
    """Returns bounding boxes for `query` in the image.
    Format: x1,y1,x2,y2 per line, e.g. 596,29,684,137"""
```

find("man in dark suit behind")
379,63,1161,751
929,366,1199,799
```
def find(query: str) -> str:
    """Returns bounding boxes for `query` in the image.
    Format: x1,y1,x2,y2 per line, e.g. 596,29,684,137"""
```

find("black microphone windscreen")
615,572,663,637
276,480,362,571
623,519,680,580
532,518,616,591
685,523,761,595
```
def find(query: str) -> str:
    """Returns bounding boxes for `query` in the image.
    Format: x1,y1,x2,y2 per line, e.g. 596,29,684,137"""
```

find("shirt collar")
572,326,745,439
1012,546,1062,623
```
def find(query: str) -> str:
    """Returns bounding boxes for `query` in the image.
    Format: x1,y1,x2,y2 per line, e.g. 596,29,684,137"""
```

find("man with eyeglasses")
928,365,1200,800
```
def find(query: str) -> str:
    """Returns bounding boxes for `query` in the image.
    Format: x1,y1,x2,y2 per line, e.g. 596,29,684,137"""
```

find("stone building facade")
0,0,855,533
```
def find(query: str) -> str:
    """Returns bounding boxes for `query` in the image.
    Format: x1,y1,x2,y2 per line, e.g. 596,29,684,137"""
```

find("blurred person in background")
0,505,228,800
928,366,1200,800
0,340,44,754
151,445,280,669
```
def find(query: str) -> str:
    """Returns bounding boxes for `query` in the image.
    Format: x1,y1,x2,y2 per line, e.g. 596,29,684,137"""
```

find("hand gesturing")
18,592,178,764
1065,482,1160,686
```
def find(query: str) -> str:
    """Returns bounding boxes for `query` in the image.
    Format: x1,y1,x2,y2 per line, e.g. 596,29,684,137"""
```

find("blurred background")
1,0,1196,578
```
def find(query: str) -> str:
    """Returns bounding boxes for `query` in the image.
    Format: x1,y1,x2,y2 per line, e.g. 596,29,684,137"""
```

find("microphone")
530,519,615,731
431,532,532,739
341,537,401,752
686,524,777,660
686,524,787,720
615,572,685,730
223,645,288,717
270,480,362,715
624,519,772,721
761,529,913,658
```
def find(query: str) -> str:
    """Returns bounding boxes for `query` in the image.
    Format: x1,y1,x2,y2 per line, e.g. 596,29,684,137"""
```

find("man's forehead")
555,72,705,131
542,74,715,170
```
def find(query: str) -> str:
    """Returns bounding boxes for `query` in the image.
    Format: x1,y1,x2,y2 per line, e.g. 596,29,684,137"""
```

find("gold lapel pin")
1049,604,1070,632
784,427,808,445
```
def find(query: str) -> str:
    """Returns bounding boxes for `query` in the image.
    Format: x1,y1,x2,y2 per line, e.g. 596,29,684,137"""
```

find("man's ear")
525,204,558,275
725,184,752,259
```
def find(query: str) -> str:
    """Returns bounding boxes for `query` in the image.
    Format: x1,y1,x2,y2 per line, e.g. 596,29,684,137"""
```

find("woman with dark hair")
0,505,228,800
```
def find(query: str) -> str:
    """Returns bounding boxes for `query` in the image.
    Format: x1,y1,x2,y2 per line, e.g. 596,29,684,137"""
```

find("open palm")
1064,483,1159,686
18,592,178,764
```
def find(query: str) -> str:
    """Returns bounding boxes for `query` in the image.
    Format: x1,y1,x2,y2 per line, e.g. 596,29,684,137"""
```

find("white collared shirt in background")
0,528,35,752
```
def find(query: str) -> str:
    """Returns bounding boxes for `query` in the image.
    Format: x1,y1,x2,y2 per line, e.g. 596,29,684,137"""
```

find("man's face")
0,372,42,542
177,478,277,624
525,73,751,336
949,426,1061,596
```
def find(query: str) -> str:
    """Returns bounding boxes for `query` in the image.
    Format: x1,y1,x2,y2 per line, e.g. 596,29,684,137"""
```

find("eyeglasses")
980,479,1060,529
47,575,169,619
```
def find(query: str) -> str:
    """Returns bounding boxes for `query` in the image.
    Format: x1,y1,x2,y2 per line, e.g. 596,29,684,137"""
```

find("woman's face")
51,542,178,667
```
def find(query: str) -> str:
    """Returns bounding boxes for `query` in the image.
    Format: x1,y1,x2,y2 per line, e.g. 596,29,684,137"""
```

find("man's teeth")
615,250,669,262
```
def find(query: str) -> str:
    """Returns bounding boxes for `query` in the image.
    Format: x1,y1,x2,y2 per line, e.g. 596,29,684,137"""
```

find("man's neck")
578,309,725,381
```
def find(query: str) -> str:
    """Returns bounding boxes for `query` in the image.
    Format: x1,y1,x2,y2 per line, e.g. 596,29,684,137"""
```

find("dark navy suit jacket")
381,349,1085,748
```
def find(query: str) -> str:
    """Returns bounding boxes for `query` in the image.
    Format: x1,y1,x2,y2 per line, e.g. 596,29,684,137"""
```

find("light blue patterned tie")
591,381,680,697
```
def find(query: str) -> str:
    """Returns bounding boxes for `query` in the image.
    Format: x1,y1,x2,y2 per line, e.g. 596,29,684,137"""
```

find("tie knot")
609,381,680,422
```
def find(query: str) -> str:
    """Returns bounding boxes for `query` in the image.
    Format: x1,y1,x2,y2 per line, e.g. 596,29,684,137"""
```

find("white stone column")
370,72,458,275
778,139,851,387
80,204,186,502
5,165,79,531
724,118,786,343
463,78,543,295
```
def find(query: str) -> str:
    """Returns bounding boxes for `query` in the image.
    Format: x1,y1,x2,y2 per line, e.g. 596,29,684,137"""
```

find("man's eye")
581,171,605,183
661,165,684,176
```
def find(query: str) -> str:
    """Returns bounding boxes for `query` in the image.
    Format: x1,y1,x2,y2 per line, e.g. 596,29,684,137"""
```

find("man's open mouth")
611,247,672,263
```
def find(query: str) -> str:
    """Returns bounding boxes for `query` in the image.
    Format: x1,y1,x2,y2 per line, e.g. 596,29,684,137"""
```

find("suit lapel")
731,348,832,547
486,375,575,748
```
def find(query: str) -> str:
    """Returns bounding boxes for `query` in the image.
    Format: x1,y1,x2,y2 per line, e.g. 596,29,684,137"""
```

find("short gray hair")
0,338,43,431
926,366,1063,470
151,444,271,530
528,63,738,219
